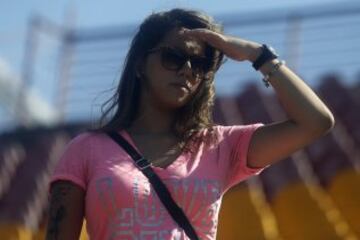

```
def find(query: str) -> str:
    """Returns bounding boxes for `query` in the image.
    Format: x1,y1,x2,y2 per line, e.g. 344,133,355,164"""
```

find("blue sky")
1,0,358,128
0,0,348,74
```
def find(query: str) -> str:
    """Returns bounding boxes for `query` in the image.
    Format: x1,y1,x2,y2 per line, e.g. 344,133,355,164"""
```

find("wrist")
247,43,263,62
251,44,279,70
259,59,285,87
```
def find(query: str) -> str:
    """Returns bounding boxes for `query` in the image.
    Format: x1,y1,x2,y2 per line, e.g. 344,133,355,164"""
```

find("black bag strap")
106,131,199,240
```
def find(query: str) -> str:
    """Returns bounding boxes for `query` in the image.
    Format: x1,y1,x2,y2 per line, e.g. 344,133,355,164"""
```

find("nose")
178,59,195,78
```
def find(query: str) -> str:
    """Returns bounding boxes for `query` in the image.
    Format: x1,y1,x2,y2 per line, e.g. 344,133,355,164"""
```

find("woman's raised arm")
180,28,335,168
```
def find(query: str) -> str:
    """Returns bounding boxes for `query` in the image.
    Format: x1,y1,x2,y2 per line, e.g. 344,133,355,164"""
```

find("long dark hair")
95,8,225,152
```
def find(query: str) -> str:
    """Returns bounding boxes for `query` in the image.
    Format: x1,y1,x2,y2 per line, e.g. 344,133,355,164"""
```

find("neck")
127,94,177,136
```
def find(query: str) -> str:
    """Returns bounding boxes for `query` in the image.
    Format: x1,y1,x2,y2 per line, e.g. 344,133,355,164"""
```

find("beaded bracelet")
262,60,286,87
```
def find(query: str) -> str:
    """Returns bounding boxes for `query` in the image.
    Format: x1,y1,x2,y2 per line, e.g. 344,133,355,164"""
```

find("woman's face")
140,27,207,111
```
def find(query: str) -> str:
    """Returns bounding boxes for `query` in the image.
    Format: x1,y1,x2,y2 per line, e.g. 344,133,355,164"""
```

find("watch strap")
252,44,278,70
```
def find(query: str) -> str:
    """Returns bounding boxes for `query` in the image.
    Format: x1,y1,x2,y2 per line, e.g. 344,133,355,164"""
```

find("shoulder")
67,132,93,146
207,123,264,142
65,130,108,149
185,124,263,150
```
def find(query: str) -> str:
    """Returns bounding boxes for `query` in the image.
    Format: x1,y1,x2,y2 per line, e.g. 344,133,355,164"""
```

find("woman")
46,8,334,240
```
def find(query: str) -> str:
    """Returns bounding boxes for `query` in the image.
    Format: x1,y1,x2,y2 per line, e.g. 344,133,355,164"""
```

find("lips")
170,82,191,92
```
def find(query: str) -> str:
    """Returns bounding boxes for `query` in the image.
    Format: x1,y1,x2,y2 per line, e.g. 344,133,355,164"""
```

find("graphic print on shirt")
95,175,222,240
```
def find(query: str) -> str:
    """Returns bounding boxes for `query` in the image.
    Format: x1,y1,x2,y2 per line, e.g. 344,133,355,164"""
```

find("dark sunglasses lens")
160,48,210,74
162,49,186,70
190,57,209,73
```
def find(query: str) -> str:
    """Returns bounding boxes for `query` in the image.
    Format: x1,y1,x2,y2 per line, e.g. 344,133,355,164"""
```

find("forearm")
181,29,335,133
249,45,335,134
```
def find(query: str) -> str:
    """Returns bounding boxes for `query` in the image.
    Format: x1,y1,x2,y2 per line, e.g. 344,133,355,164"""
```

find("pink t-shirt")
50,124,268,240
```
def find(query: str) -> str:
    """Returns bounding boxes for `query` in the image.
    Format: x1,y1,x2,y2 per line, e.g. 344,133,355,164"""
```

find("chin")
161,95,191,110
168,99,189,109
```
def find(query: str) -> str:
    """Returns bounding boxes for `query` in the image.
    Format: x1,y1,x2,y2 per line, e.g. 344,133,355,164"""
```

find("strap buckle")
135,157,152,170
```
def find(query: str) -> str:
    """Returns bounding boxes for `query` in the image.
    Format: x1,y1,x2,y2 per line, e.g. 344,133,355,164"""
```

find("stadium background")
0,1,359,239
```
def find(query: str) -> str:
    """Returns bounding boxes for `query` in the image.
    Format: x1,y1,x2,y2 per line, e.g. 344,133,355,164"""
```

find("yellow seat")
217,182,268,240
0,223,33,240
328,168,360,237
0,219,89,240
271,182,343,240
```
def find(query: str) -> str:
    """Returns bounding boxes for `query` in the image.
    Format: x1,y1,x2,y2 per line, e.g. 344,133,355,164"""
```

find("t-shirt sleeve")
49,133,91,191
218,124,270,192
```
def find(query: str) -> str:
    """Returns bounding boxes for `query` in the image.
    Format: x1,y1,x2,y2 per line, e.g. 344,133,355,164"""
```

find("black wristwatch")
252,44,279,71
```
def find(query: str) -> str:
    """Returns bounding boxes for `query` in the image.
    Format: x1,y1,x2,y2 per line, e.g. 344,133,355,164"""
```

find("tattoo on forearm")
47,181,73,240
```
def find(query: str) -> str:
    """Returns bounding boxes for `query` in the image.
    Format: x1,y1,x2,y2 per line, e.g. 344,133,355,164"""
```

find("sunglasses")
147,46,211,76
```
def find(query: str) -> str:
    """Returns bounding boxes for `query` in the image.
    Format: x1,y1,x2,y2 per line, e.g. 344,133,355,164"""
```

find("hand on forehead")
162,27,205,55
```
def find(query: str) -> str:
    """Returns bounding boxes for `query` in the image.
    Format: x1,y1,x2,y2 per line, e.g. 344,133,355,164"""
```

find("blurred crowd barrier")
0,75,359,240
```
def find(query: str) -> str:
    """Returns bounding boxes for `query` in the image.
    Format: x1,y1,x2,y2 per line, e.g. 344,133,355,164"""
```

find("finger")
181,29,226,48
181,28,221,40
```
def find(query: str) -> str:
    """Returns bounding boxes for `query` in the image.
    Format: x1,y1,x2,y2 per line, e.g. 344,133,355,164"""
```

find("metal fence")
1,1,360,131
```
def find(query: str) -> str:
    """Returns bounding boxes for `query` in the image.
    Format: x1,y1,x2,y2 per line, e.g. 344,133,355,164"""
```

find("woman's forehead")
160,28,205,55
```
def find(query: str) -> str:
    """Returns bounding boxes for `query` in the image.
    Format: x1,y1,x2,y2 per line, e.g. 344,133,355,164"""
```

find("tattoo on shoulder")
47,181,74,240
